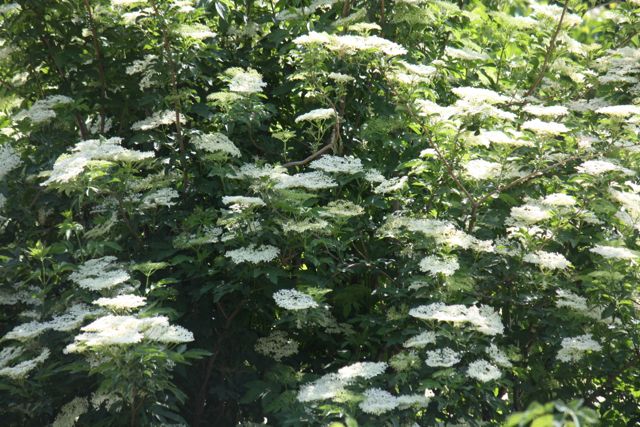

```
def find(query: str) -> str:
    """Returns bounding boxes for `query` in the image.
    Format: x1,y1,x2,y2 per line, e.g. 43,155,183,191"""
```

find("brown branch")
282,124,338,168
82,0,109,134
524,0,569,98
282,142,333,168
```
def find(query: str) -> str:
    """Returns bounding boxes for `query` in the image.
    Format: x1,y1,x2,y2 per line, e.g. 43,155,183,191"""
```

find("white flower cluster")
275,171,338,190
521,119,570,135
2,304,98,341
254,331,299,361
358,387,433,414
409,303,504,335
576,159,635,176
595,105,640,117
373,176,408,194
452,87,509,104
393,60,437,84
327,72,355,83
486,344,512,368
463,160,525,181
0,347,50,379
131,110,177,131
0,3,20,14
556,334,602,362
64,314,194,353
383,216,494,252
425,347,461,367
226,67,267,94
297,360,388,402
530,3,582,27
523,250,572,270
294,31,407,56
174,226,223,248
225,244,280,264
52,397,89,427
359,388,399,415
0,144,21,180
419,255,459,276
445,46,489,61
281,218,329,233
14,95,73,124
466,359,501,382
469,130,533,148
93,294,147,311
192,133,241,157
229,163,286,180
222,196,265,211
42,137,154,186
273,289,318,310
179,23,216,40
294,108,336,123
338,361,388,381
70,256,130,291
319,200,364,218
141,187,179,209
309,155,364,174
508,203,552,225
542,193,576,207
590,244,638,260
403,330,437,348
522,104,569,117
125,54,158,90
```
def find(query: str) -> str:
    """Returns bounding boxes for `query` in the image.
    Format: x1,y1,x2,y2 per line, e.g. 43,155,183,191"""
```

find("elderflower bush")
0,0,640,426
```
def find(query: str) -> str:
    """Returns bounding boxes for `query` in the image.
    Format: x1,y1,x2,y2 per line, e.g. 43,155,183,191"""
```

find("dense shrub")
0,0,639,426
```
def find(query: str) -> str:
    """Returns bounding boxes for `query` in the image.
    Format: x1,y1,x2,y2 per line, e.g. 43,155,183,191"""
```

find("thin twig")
282,142,334,168
524,0,569,98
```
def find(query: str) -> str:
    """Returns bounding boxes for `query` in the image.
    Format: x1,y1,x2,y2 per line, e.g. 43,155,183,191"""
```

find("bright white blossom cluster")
403,331,437,348
93,295,147,311
225,244,280,264
418,255,459,276
69,256,130,291
294,108,337,123
522,251,572,270
409,303,504,335
523,104,569,117
64,314,194,353
273,289,318,310
319,200,364,217
14,95,72,124
141,187,179,209
521,119,570,135
131,110,177,131
294,31,407,56
2,304,98,341
556,334,602,362
275,171,338,190
576,159,635,176
191,133,241,157
589,244,638,260
445,46,489,61
309,155,364,174
42,137,154,186
225,67,267,94
425,347,461,367
466,359,501,382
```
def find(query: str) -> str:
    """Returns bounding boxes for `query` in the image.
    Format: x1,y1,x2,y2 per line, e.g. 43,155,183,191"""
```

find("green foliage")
0,0,639,426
